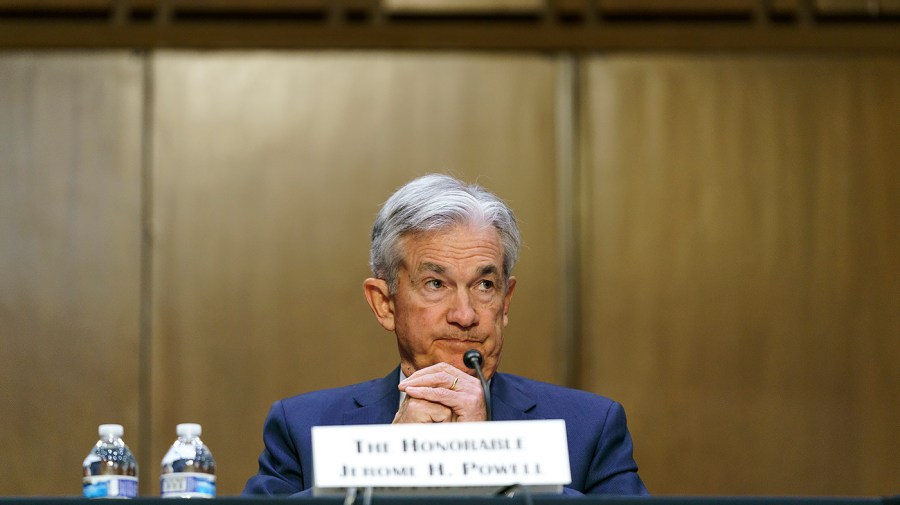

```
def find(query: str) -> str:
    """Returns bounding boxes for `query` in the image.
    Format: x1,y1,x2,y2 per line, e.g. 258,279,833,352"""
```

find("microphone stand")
464,349,492,421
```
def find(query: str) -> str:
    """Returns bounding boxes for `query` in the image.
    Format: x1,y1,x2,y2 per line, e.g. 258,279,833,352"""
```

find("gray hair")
370,174,521,294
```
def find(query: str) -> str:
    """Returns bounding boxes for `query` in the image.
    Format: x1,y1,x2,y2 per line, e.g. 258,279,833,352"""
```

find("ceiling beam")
1,0,898,51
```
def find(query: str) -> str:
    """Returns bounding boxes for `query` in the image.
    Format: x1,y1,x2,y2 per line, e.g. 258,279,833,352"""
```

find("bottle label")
160,472,216,498
83,475,139,499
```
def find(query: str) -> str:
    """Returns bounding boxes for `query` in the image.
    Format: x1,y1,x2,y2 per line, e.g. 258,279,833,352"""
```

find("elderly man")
243,174,648,496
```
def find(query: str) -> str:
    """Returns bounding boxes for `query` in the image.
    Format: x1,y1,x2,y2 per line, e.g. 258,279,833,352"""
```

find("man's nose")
447,289,478,328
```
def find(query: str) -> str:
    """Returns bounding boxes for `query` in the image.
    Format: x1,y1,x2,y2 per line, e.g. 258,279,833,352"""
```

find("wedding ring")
449,376,459,390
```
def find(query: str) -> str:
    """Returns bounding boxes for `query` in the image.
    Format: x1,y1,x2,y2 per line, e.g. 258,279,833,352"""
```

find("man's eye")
478,280,495,291
427,279,443,289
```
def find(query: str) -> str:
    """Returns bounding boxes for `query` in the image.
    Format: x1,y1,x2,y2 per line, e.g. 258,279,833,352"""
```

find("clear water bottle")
82,424,139,499
160,423,216,498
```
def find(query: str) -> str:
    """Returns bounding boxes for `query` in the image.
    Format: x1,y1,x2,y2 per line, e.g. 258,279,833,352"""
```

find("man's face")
389,224,516,380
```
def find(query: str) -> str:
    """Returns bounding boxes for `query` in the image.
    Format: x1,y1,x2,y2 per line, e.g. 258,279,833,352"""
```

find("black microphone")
463,349,492,421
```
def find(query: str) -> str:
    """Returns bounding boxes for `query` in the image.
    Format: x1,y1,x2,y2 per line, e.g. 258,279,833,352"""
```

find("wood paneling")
149,52,560,495
3,49,899,498
580,55,900,495
0,53,144,495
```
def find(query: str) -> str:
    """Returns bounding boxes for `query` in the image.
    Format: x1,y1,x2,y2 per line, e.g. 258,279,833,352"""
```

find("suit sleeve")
583,401,649,495
242,400,306,496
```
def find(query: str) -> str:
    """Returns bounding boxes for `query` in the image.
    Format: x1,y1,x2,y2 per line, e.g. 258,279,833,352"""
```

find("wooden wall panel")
0,53,143,495
580,55,900,495
149,52,560,495
5,49,896,499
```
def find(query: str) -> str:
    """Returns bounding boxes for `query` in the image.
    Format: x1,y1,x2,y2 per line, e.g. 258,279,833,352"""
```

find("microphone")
463,349,492,421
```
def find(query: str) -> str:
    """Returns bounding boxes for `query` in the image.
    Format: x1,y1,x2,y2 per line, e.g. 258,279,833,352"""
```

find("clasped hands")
393,362,486,423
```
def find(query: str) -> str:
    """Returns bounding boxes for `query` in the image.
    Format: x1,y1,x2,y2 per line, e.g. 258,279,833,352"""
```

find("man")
243,174,648,496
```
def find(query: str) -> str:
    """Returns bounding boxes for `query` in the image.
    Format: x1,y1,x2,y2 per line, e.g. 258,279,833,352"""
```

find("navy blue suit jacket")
243,367,648,496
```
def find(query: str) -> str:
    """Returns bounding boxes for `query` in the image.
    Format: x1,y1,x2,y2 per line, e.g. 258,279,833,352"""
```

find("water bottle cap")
98,424,124,437
176,423,202,437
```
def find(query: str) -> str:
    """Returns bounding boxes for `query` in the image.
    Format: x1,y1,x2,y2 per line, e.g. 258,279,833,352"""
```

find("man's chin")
417,352,472,374
441,356,473,374
440,351,493,377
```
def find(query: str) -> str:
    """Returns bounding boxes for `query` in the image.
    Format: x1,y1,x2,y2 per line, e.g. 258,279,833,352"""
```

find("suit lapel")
491,373,543,421
342,367,401,425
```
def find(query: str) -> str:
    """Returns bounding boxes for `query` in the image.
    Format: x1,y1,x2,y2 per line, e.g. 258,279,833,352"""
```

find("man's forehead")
400,226,502,253
396,226,504,274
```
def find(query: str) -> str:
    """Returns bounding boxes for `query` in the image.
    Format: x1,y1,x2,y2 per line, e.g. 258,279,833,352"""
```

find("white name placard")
311,420,571,496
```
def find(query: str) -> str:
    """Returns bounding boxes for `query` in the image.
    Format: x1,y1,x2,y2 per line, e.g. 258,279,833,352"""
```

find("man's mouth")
438,336,485,343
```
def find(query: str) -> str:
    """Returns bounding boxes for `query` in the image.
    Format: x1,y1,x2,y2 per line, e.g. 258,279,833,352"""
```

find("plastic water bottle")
160,423,216,498
82,424,139,499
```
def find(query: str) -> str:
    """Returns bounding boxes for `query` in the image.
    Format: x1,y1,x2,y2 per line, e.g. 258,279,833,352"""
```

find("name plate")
312,420,571,496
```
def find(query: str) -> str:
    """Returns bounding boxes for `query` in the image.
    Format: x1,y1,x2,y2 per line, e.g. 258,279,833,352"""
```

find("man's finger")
399,370,462,390
403,386,487,423
393,397,454,424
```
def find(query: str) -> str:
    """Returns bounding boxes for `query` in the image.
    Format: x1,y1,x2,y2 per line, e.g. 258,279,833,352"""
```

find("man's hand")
392,362,487,423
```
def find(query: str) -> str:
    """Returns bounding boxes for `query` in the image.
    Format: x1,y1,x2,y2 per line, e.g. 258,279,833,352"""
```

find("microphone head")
463,349,483,369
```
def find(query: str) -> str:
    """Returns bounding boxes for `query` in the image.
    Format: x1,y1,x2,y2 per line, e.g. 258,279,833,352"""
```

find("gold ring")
449,377,459,390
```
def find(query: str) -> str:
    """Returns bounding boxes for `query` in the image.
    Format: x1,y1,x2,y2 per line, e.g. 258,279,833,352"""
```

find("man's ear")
502,276,516,327
363,278,395,331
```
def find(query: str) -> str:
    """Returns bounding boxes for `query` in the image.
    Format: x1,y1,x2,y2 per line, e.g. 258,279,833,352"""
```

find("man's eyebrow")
478,265,499,277
414,263,499,277
418,262,445,274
